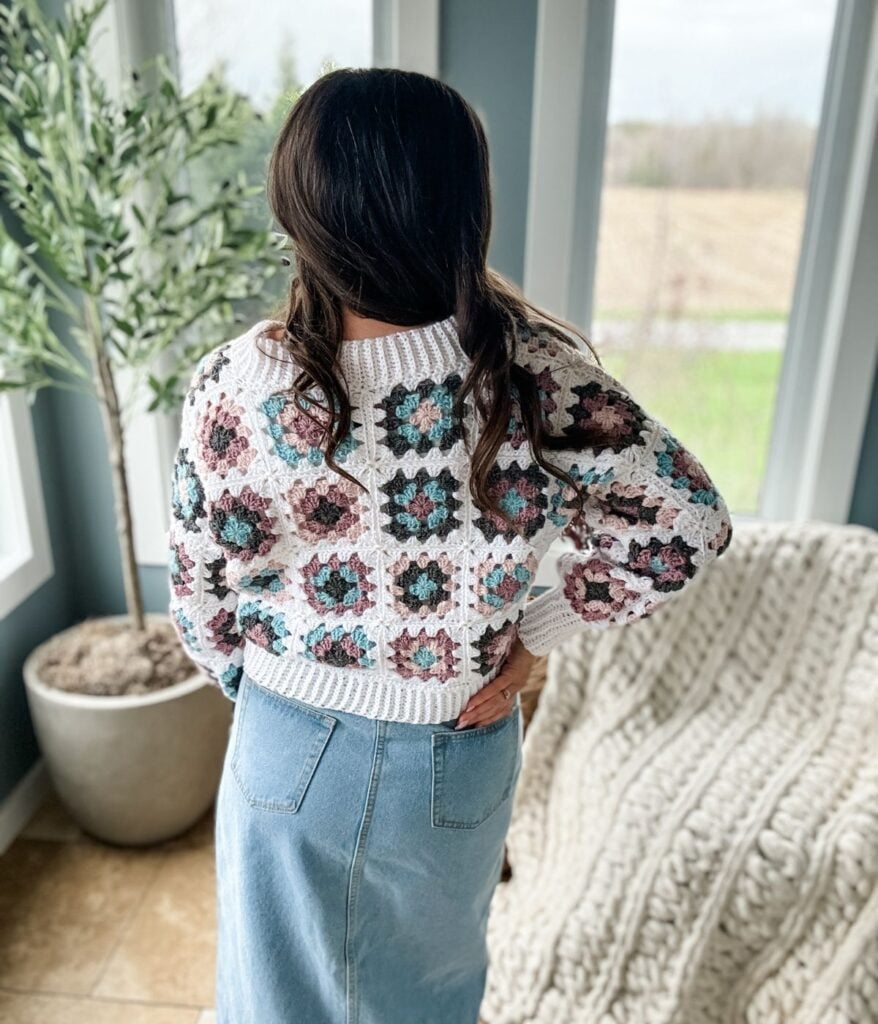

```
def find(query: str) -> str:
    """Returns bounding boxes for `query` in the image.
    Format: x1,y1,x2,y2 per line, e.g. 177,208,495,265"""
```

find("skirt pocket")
230,675,337,814
430,701,522,830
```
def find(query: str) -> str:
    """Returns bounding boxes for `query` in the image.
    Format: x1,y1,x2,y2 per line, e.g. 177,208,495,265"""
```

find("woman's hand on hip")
454,638,537,730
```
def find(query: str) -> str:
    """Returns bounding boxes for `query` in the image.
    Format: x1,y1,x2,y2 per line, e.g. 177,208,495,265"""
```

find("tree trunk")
85,302,146,633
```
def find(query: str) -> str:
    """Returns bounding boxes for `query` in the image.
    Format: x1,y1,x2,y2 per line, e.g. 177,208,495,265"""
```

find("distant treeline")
604,116,817,188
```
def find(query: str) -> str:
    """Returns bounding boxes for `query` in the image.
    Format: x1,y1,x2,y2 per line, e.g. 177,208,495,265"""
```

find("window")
591,1,838,515
171,0,374,249
120,1,376,565
173,0,373,101
111,0,437,566
0,392,53,620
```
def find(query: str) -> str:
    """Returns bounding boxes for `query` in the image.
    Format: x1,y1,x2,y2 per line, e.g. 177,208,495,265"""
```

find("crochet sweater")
166,314,734,724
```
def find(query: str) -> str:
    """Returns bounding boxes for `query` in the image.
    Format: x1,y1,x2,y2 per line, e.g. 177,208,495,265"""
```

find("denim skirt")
214,671,523,1024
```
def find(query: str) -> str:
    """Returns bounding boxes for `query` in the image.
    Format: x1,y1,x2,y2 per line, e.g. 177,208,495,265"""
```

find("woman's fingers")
455,638,536,729
462,640,535,712
455,693,511,730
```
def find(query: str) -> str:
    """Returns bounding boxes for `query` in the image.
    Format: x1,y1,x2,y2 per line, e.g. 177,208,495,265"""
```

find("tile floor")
0,788,218,1023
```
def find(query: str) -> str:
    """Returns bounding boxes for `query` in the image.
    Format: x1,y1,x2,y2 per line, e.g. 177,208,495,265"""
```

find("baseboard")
0,758,51,855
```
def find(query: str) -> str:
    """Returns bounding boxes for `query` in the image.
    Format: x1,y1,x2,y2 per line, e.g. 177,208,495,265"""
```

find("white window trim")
0,393,54,620
524,0,614,327
82,0,181,566
762,2,878,524
373,0,440,74
762,0,876,524
116,363,180,567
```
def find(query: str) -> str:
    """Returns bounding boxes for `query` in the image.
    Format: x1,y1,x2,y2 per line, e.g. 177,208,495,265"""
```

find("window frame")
0,392,54,621
760,0,878,524
373,0,439,73
525,0,877,531
524,0,614,328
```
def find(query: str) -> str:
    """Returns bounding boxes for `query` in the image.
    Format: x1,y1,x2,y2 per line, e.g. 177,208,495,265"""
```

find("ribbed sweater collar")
238,314,466,393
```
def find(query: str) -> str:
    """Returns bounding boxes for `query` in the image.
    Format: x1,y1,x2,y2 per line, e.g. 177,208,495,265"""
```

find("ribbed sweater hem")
242,642,500,724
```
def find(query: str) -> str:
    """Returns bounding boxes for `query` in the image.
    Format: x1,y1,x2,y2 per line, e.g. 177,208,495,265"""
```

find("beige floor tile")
0,840,166,995
196,1011,216,1024
0,990,199,1024
93,843,217,1007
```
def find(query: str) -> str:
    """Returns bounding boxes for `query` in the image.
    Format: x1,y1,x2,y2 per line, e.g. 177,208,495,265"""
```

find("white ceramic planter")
22,614,234,846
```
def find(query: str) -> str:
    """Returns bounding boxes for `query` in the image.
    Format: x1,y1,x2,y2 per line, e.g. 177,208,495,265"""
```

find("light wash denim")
215,671,523,1024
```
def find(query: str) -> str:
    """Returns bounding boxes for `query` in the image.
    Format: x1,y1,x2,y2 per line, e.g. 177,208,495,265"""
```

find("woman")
167,67,733,1024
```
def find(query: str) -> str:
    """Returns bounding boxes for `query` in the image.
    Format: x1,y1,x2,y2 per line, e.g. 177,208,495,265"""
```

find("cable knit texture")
167,314,733,723
482,519,878,1024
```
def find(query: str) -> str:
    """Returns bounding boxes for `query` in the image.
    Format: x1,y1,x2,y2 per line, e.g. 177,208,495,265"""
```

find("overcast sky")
173,0,372,109
173,1,837,125
609,0,837,124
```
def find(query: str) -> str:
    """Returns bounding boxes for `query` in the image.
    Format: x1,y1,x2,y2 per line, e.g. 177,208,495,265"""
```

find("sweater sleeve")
166,359,245,701
517,345,734,657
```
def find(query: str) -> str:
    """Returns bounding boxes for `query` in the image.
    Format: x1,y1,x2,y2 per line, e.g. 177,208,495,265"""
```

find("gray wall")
440,0,538,284
46,385,168,618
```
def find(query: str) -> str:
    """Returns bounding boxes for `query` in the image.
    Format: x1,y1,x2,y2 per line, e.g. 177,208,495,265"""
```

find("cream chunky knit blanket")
483,519,878,1024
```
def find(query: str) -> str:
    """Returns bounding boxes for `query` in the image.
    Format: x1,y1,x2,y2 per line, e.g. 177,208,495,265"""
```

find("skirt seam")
344,717,387,1024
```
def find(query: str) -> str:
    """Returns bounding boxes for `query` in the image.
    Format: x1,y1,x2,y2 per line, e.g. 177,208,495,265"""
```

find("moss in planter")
35,617,200,696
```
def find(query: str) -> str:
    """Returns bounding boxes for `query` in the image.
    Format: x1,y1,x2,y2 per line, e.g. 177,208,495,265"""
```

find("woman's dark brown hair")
265,66,609,537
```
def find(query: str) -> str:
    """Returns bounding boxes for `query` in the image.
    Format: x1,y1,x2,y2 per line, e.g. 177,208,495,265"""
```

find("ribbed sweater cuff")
517,587,580,657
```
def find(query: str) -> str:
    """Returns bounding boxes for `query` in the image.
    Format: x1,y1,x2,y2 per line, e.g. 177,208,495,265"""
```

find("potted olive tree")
0,0,283,844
